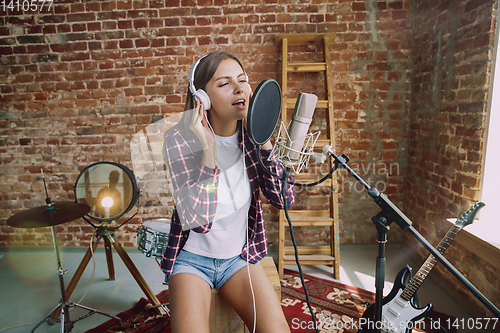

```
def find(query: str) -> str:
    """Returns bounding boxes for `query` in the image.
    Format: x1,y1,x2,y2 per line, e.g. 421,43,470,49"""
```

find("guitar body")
359,267,433,333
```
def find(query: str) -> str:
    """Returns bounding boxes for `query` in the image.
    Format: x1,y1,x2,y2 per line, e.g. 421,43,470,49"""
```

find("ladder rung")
285,99,328,109
285,219,334,226
293,174,332,187
285,245,331,255
314,139,331,147
287,210,331,218
293,181,332,188
274,33,337,46
317,99,329,109
294,173,327,179
282,254,336,266
287,61,326,72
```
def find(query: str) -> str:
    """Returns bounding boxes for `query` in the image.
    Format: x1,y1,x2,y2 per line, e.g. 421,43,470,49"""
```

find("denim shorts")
169,249,248,289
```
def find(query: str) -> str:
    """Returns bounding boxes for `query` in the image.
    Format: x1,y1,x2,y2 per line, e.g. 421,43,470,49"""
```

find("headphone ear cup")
194,89,211,111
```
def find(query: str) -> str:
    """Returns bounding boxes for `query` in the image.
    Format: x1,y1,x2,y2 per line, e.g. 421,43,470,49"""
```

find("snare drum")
137,218,171,259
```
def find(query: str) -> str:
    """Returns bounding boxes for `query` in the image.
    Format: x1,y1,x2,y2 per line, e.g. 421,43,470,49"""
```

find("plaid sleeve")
160,209,186,275
257,148,295,209
164,128,219,233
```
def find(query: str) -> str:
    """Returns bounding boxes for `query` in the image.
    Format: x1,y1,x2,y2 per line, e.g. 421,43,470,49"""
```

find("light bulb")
102,197,113,208
102,197,113,218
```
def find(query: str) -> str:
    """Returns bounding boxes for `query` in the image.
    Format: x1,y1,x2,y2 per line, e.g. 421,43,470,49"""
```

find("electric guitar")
359,202,485,333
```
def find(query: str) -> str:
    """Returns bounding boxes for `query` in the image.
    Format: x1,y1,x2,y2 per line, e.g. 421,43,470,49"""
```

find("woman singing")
161,51,295,333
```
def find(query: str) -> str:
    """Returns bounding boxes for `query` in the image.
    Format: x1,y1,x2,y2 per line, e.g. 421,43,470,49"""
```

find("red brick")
131,105,160,114
27,45,51,54
135,39,150,48
133,19,149,29
352,2,365,11
0,1,494,314
117,0,133,10
67,13,96,22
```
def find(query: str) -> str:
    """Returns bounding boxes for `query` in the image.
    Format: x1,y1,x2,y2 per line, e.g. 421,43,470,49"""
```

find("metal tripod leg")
52,227,165,322
50,234,100,321
33,300,126,333
106,234,166,315
33,227,126,333
31,301,64,333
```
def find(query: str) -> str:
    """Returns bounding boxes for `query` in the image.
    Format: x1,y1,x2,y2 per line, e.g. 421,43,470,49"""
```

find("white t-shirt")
183,131,251,258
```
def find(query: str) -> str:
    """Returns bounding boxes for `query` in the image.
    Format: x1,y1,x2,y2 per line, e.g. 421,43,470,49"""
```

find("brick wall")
1,0,413,248
406,0,499,317
2,0,497,317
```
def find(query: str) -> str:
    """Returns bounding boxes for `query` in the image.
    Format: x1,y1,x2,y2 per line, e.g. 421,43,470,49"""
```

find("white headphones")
189,54,211,111
188,53,250,111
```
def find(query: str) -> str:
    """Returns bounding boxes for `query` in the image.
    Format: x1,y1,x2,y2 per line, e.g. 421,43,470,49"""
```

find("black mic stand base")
373,215,390,333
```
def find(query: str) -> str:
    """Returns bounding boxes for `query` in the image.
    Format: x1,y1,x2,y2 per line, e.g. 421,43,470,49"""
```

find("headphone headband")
189,53,209,96
188,54,211,111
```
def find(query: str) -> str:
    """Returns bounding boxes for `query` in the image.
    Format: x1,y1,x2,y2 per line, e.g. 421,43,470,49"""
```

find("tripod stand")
49,224,167,321
31,225,126,333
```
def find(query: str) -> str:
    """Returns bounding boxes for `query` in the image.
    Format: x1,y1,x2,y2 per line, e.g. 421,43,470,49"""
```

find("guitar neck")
400,225,461,301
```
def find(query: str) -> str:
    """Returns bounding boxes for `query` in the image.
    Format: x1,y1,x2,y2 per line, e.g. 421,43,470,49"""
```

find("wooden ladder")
274,33,340,280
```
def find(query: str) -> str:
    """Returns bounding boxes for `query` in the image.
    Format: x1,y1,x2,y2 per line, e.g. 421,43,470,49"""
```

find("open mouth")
232,99,246,108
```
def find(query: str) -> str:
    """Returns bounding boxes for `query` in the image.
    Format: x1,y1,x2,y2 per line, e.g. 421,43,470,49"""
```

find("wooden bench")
209,256,281,333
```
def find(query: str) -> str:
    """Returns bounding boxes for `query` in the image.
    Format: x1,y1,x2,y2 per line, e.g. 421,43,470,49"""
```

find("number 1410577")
446,318,498,330
1,0,53,12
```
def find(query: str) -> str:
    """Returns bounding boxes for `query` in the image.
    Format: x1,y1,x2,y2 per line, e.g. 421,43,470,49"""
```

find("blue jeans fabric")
168,249,248,289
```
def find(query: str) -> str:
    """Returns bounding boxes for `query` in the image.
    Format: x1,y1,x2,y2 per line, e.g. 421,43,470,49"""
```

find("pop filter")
247,79,282,146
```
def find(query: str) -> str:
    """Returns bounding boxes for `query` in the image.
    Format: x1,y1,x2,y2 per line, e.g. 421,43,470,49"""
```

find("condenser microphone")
281,93,318,168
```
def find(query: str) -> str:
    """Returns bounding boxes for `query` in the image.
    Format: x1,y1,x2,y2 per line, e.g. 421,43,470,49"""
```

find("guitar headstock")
455,202,485,228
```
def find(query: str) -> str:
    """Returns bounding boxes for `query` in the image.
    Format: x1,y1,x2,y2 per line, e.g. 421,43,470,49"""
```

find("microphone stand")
257,146,336,333
259,144,500,332
280,167,320,333
325,149,500,332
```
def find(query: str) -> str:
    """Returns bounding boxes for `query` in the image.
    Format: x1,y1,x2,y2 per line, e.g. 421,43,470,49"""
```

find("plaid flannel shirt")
160,126,295,276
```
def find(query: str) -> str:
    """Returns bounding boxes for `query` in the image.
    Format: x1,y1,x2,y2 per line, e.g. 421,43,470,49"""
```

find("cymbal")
7,201,91,228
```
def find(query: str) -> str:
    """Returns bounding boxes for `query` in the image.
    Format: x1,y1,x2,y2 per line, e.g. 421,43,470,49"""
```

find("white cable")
242,121,257,333
247,249,257,333
0,322,39,332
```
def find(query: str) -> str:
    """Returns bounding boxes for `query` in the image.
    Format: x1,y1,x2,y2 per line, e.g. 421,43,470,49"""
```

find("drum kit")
6,164,171,333
136,218,171,260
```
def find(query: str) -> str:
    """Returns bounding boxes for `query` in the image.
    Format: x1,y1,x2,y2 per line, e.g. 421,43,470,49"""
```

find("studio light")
74,161,139,224
69,161,166,316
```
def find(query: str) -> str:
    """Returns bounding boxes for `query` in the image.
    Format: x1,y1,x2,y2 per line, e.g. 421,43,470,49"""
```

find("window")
475,101,500,248
468,23,500,249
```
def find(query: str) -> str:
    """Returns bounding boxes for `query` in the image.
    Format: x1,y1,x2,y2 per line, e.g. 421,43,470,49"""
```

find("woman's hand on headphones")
192,97,216,168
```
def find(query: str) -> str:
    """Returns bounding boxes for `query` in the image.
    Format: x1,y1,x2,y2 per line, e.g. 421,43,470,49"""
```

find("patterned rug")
280,269,456,333
85,289,171,333
85,269,454,332
281,268,374,332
